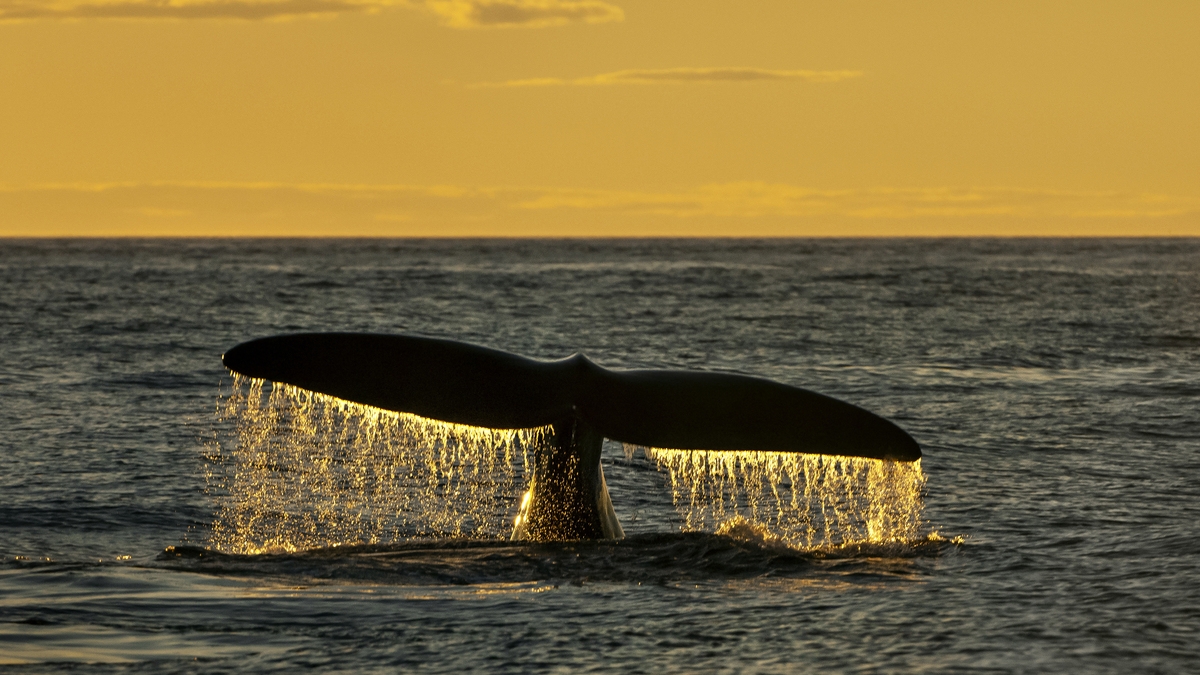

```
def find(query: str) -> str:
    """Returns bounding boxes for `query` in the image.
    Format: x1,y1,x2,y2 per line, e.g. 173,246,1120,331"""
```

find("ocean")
1,238,1197,672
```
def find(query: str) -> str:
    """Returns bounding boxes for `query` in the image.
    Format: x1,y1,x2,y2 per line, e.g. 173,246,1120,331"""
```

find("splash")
205,375,544,554
633,447,926,549
205,376,927,554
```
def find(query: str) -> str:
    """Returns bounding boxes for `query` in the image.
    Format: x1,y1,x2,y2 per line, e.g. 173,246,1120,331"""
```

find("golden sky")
2,0,1197,236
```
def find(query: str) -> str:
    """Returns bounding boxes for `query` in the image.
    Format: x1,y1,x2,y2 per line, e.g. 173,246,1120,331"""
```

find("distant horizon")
4,234,1197,239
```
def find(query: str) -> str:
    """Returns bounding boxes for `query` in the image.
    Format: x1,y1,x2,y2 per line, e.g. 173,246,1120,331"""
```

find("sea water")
1,238,1197,672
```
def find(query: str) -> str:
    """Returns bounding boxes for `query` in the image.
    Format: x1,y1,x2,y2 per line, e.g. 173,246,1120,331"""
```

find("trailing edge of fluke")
221,333,921,463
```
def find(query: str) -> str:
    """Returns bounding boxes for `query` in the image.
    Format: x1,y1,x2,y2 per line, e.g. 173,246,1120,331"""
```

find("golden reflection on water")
208,376,927,554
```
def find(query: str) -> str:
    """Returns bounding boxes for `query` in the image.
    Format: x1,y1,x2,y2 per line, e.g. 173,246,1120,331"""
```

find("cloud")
423,0,621,28
129,206,193,217
0,0,621,24
484,67,864,87
1,181,1195,237
511,184,1200,220
0,0,392,20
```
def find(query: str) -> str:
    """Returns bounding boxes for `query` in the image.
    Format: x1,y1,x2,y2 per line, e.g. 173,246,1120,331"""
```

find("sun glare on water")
206,376,927,554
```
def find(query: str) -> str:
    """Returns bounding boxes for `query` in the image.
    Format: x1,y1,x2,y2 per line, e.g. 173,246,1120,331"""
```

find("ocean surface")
1,238,1197,673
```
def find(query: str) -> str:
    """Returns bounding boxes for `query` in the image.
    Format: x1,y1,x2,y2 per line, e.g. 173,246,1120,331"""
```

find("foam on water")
207,375,927,554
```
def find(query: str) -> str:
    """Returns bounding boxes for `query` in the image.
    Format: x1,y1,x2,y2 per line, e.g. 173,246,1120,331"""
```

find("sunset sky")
2,0,1197,236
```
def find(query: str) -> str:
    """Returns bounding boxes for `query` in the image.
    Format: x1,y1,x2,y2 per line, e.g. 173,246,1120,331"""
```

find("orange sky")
2,1,1197,236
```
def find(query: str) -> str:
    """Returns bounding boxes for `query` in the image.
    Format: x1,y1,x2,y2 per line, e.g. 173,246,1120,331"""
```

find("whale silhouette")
222,333,921,541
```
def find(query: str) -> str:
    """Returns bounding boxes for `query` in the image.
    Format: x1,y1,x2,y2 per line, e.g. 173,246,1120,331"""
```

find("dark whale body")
222,333,920,541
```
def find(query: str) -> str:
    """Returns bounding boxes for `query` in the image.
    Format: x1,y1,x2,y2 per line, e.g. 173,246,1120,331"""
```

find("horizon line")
4,234,1197,240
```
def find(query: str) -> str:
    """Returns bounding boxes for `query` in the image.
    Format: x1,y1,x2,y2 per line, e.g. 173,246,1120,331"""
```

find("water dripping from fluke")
208,333,927,555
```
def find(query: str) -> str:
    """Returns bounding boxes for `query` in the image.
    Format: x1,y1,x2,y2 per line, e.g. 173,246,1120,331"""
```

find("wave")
155,530,959,587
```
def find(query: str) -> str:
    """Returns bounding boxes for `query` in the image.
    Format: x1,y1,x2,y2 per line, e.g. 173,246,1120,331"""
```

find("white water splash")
205,376,545,554
205,377,927,553
631,446,926,549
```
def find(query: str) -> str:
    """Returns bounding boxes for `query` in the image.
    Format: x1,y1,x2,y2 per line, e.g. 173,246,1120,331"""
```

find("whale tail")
221,333,921,542
222,333,921,462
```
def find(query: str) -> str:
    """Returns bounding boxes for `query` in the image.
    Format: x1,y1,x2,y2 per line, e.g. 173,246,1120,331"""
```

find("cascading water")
205,376,928,553
205,376,545,554
632,447,926,548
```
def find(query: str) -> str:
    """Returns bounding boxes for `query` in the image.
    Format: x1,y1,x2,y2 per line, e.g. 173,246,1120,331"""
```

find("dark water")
2,238,1198,672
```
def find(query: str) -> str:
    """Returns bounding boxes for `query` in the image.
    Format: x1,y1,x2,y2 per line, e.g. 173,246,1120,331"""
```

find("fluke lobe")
222,333,921,542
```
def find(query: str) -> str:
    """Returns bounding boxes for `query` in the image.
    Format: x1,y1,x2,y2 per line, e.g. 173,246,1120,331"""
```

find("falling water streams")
639,448,925,549
207,375,928,553
206,376,544,553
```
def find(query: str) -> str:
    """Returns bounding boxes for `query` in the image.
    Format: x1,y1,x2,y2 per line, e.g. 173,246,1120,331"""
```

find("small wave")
155,529,959,587
715,516,959,559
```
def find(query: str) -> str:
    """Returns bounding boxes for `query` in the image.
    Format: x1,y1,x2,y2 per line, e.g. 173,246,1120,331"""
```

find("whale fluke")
222,333,920,542
222,333,920,462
